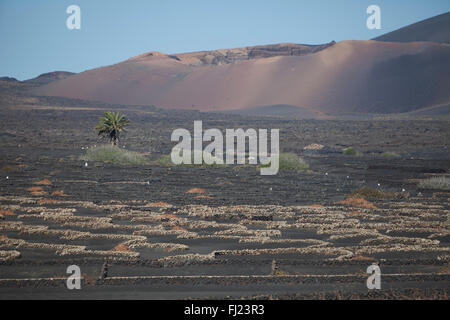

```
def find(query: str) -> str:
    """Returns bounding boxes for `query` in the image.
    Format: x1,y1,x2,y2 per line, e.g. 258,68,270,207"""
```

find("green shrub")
154,154,174,166
343,147,363,156
343,147,357,156
418,176,450,190
81,145,149,165
259,153,309,173
381,152,400,158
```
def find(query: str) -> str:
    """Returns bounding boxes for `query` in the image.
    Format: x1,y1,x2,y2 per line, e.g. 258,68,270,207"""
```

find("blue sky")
0,0,449,80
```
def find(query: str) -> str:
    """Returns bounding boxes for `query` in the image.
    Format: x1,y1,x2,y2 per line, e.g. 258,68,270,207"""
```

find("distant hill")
32,39,450,115
25,71,75,86
373,12,450,44
0,77,19,83
24,13,450,115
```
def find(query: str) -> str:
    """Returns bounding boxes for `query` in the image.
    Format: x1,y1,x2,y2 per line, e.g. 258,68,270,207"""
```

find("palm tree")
95,111,130,145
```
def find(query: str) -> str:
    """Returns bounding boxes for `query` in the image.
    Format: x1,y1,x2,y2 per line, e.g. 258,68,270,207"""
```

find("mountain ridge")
373,11,450,44
30,13,450,116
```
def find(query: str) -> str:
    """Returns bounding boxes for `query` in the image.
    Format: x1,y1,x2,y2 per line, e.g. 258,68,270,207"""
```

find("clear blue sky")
1,0,449,80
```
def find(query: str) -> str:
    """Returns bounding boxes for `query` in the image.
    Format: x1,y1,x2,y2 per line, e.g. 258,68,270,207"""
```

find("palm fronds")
95,111,130,145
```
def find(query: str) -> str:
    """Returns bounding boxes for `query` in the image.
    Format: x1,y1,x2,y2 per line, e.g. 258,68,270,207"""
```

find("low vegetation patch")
259,153,309,173
418,176,450,191
278,153,309,172
342,146,363,156
343,147,357,155
81,145,149,165
154,154,173,166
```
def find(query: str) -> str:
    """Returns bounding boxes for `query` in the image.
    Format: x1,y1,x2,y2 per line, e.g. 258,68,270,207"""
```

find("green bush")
81,145,149,165
154,154,174,166
343,147,357,156
418,176,450,190
259,153,309,173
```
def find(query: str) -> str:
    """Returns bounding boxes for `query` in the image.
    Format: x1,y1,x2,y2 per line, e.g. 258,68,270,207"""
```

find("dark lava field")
0,92,449,299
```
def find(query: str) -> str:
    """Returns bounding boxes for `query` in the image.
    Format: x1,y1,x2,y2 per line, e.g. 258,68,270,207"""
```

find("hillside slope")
32,40,450,114
373,12,450,44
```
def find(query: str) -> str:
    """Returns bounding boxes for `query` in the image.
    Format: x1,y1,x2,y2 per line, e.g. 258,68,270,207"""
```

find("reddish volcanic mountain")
32,14,450,116
25,71,75,86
